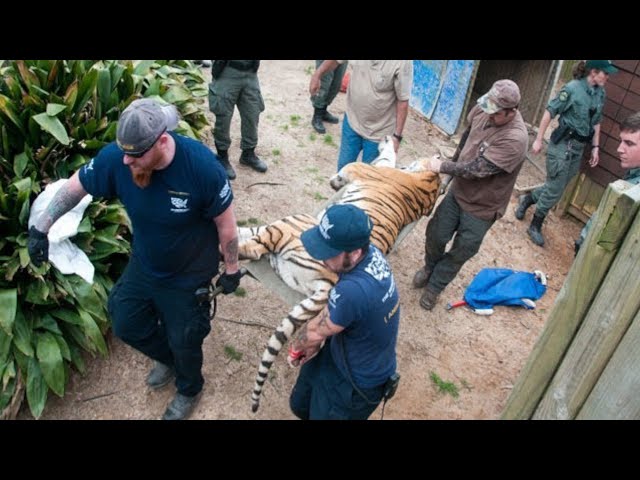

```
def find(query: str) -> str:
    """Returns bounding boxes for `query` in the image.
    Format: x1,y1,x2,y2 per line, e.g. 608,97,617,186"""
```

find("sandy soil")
18,60,583,420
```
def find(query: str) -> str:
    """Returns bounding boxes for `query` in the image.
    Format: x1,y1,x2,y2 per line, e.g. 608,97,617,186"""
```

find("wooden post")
533,194,640,419
501,181,640,419
577,309,640,419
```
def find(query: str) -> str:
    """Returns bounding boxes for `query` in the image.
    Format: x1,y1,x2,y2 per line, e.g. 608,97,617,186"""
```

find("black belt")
227,61,257,72
567,129,591,143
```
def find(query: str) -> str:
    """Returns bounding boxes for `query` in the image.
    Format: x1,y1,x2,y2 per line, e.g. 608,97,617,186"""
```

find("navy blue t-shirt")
79,132,233,290
328,245,400,388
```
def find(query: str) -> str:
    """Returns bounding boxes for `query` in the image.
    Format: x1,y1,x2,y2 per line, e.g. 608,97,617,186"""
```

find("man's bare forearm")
35,173,87,232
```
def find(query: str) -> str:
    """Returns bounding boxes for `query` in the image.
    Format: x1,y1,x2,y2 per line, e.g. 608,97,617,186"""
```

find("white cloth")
28,179,95,283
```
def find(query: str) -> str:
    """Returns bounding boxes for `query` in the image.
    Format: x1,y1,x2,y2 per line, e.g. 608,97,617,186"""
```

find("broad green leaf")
36,331,64,397
63,80,78,110
0,94,27,136
68,276,106,324
77,309,107,356
12,308,33,357
3,257,20,281
25,279,51,305
0,289,17,336
133,60,155,76
18,247,30,268
13,152,29,177
61,323,93,353
68,343,86,374
33,113,70,145
2,360,15,390
0,375,17,413
45,103,67,116
26,357,48,419
34,314,63,336
162,85,191,104
50,308,83,326
0,329,11,365
97,68,111,108
54,335,71,361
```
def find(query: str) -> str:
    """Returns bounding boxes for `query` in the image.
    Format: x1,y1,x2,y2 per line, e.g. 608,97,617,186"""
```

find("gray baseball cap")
116,98,179,156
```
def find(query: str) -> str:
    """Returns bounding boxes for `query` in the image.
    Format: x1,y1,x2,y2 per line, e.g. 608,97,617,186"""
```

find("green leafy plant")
271,149,280,156
233,287,247,298
0,60,208,419
430,371,459,398
223,345,242,361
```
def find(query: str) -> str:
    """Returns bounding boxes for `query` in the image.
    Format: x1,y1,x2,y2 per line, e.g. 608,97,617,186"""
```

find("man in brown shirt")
412,79,528,310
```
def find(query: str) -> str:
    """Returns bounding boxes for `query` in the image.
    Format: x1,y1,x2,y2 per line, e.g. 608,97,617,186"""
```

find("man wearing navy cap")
288,204,401,420
27,98,241,420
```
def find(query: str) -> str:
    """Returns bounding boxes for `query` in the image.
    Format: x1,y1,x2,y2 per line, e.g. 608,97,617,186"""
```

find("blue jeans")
107,259,212,397
337,114,380,172
289,342,384,420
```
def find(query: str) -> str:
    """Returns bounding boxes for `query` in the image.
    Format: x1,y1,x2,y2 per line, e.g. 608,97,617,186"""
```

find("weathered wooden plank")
533,193,640,419
502,181,640,419
577,310,640,419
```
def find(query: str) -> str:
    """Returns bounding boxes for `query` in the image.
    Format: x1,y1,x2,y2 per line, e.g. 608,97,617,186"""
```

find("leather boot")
515,193,535,220
527,212,546,246
240,148,268,173
412,266,432,289
217,149,236,180
419,288,440,311
322,108,340,124
146,361,175,390
312,108,326,134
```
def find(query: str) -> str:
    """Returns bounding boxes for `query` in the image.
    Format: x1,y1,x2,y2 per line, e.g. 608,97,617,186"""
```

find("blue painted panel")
410,60,446,119
431,60,476,135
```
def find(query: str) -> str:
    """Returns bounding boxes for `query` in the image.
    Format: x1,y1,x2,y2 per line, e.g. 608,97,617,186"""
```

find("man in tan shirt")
412,79,528,310
310,60,413,171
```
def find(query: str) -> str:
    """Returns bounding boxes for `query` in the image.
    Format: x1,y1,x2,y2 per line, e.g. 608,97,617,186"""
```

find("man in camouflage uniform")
515,60,618,247
208,60,267,180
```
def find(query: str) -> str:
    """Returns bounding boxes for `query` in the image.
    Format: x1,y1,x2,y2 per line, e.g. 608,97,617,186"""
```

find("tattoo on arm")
441,155,505,179
223,237,238,263
36,185,86,232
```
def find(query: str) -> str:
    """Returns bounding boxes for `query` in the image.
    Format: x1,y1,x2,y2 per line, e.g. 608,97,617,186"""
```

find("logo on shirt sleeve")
83,158,95,173
329,287,341,308
219,180,231,202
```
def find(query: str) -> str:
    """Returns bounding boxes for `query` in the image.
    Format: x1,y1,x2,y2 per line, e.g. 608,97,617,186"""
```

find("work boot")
217,150,236,180
146,361,175,390
322,109,340,124
515,193,535,220
162,392,201,420
412,266,432,289
419,288,440,311
240,148,268,173
527,212,546,247
311,108,326,134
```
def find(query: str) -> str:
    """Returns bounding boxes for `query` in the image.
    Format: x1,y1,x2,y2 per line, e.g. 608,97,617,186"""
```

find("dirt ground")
18,60,583,420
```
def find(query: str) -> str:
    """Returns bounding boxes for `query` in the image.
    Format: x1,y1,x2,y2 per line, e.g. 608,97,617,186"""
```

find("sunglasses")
123,128,167,158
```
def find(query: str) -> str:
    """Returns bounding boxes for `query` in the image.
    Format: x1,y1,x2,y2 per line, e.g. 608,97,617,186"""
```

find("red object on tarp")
340,71,350,93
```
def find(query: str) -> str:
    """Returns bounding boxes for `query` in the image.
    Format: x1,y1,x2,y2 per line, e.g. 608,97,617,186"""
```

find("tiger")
239,158,441,413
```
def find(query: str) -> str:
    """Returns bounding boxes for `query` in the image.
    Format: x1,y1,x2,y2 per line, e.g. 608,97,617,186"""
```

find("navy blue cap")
301,204,373,260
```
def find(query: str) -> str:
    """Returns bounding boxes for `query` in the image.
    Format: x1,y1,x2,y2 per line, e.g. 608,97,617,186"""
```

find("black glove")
216,270,242,294
27,226,49,267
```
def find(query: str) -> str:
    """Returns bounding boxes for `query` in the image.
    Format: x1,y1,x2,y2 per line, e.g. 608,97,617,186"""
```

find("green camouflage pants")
311,60,347,110
208,67,265,151
532,139,586,216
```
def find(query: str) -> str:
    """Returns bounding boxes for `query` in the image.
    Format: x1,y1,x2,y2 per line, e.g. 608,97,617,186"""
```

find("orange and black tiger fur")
239,161,440,412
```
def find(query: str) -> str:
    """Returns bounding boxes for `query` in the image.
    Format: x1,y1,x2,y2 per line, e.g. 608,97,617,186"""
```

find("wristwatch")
393,133,403,142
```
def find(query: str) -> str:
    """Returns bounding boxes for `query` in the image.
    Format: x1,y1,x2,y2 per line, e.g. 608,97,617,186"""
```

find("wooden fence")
502,180,640,419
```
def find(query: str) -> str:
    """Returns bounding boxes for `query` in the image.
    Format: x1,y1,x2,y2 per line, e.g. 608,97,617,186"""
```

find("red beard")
130,167,153,188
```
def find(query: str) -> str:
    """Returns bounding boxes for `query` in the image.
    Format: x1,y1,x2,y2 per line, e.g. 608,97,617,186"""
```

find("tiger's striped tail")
250,289,330,412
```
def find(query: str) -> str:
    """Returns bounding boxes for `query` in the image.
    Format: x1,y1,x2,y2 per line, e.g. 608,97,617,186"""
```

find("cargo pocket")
208,82,233,116
185,298,212,347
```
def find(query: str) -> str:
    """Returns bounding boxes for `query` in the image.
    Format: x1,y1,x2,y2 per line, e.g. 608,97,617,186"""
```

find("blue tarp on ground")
463,268,547,311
